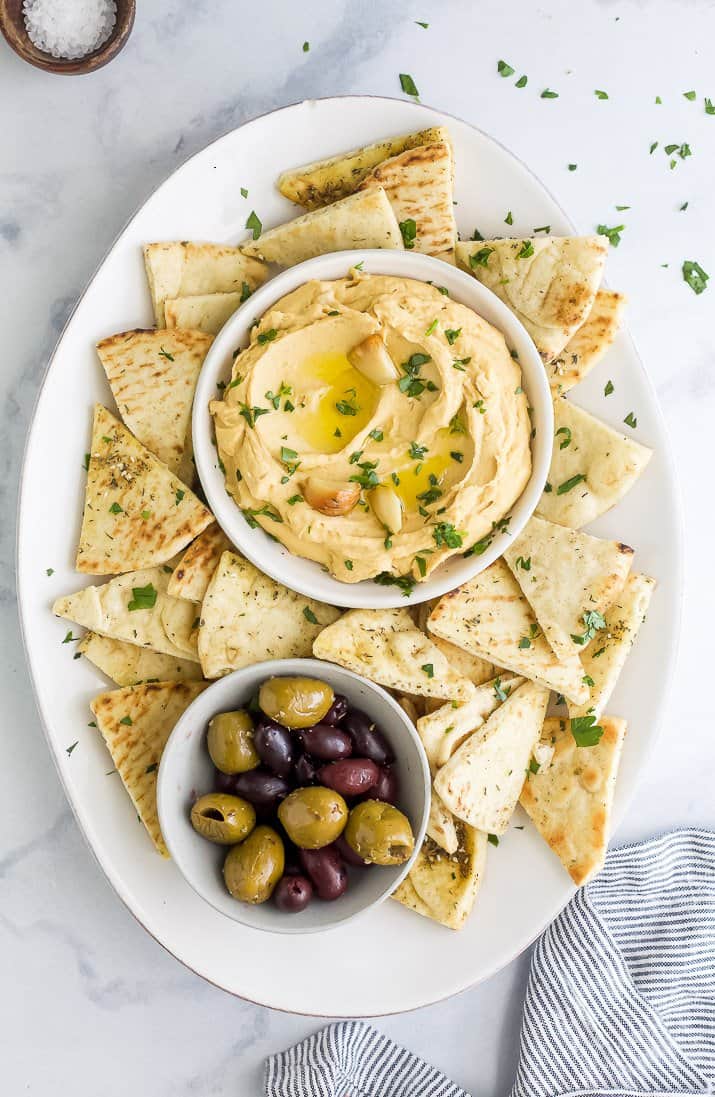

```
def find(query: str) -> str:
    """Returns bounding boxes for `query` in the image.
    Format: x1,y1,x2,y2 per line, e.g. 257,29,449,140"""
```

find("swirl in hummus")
210,271,532,584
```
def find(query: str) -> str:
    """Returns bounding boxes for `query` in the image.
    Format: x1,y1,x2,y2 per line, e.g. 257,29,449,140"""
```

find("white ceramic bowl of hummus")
193,249,553,609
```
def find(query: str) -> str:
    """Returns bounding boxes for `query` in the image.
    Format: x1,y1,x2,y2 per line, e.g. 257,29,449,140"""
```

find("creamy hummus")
211,271,532,584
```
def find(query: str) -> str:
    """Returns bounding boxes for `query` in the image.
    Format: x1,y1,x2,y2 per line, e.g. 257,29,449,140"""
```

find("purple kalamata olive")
318,758,379,798
253,720,294,778
293,751,318,785
231,769,290,809
322,694,349,726
342,709,394,765
273,874,313,912
213,768,239,794
299,845,348,901
370,765,400,804
301,724,353,761
335,833,370,868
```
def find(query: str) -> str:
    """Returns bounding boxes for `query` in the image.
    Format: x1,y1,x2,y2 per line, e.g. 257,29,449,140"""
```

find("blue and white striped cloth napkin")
265,829,715,1097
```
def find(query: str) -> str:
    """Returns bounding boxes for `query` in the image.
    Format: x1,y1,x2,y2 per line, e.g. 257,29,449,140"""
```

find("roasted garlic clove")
370,484,404,534
347,333,399,385
303,476,361,517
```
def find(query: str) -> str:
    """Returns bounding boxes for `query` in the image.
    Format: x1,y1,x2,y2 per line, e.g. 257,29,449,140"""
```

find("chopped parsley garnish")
516,74,528,88
680,202,689,212
257,328,278,345
287,494,303,505
425,317,439,336
541,88,559,98
494,677,509,702
369,428,384,442
409,441,428,460
471,227,484,240
534,225,551,233
556,473,586,495
682,260,709,294
594,89,609,99
303,607,318,624
399,72,419,97
108,501,123,514
568,163,578,171
62,630,76,644
583,674,595,687
415,20,428,28
349,459,380,489
344,559,354,570
374,571,417,595
517,240,534,258
66,741,78,756
83,452,90,471
450,450,464,462
335,398,359,416
239,403,270,428
469,247,494,268
487,833,499,847
421,663,435,678
597,223,625,247
705,98,715,115
556,426,572,449
433,522,465,549
571,715,604,747
449,414,466,434
119,716,133,727
242,504,283,527
505,210,513,225
497,59,515,77
528,758,541,774
415,555,427,577
246,210,262,239
302,40,310,52
145,762,158,774
398,352,432,398
444,327,462,345
650,141,658,154
571,609,606,646
175,488,185,505
400,218,417,249
265,381,292,409
453,356,471,370
518,635,532,649
240,187,248,198
158,346,175,361
46,567,54,576
515,555,531,571
604,379,614,396
463,516,510,557
624,411,638,428
128,583,157,611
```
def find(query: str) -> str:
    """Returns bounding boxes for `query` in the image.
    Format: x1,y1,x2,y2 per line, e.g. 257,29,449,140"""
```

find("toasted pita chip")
426,791,459,855
570,573,655,720
78,633,204,686
520,715,626,885
198,552,340,678
54,566,200,662
537,398,653,528
164,292,247,335
548,290,626,392
76,406,212,575
428,560,589,704
91,681,208,855
96,329,213,473
240,188,403,265
503,516,633,663
416,674,524,770
143,242,267,327
277,126,452,209
358,142,456,258
313,608,474,702
434,682,549,834
166,525,232,603
456,236,607,362
392,823,487,930
416,600,495,686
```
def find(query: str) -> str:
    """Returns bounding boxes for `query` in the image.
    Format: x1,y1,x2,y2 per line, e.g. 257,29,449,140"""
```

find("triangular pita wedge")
198,552,340,679
78,632,204,686
358,142,456,258
537,398,652,529
54,566,200,662
313,608,474,702
164,292,245,335
548,290,626,392
91,681,208,855
277,126,452,208
143,242,267,326
428,560,589,704
520,715,626,885
392,823,487,930
415,600,494,686
240,187,403,265
166,524,232,603
96,328,213,473
503,515,633,663
455,236,608,362
570,573,655,720
434,681,549,834
416,674,523,770
76,406,213,575
426,791,459,855
161,597,200,657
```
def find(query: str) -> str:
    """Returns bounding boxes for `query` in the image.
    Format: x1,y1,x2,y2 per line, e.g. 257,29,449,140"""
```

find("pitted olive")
207,710,259,774
190,793,256,845
344,799,414,865
222,825,285,904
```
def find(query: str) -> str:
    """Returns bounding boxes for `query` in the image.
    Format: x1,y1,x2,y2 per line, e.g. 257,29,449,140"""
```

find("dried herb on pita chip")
91,681,208,855
240,187,403,265
537,398,652,528
548,290,626,392
76,406,212,575
313,607,474,701
519,715,626,885
456,235,607,362
166,524,232,603
143,241,267,326
96,329,213,473
198,551,340,678
434,681,549,833
392,823,487,930
503,515,634,663
78,632,204,686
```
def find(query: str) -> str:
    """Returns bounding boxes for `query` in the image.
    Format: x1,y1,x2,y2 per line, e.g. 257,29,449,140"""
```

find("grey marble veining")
2,1,714,1092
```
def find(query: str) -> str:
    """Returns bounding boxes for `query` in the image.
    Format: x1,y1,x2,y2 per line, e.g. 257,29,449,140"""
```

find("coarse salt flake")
23,0,117,61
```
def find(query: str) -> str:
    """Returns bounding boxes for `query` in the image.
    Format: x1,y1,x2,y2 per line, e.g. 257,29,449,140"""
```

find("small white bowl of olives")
157,658,431,933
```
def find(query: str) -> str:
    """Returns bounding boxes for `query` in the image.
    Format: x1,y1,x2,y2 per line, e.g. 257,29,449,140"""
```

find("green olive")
277,786,348,849
222,826,285,904
258,676,335,729
207,710,259,774
190,793,256,845
344,799,415,865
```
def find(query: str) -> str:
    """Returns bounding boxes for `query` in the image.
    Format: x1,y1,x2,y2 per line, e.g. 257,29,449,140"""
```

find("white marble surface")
2,0,714,1091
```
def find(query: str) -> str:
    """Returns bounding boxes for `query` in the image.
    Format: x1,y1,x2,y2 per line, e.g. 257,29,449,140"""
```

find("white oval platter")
17,96,682,1016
